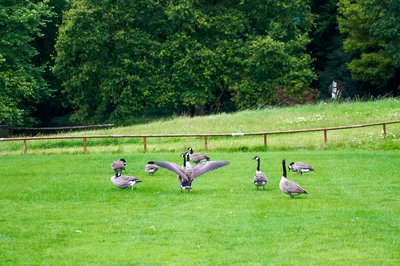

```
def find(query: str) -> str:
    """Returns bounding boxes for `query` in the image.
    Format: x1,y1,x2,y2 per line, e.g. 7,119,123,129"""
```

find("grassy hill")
1,98,399,155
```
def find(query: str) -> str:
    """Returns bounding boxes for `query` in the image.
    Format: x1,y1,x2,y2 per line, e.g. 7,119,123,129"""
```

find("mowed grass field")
1,150,399,265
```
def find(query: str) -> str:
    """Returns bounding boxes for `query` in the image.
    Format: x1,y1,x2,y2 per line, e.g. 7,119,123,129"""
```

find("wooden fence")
1,120,399,154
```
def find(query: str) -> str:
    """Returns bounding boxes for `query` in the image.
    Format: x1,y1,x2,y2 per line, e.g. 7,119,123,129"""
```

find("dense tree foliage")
1,0,399,127
0,0,53,126
338,0,400,94
53,0,316,124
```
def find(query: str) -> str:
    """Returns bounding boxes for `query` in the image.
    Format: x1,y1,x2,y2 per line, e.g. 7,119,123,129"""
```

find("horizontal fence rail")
1,120,399,154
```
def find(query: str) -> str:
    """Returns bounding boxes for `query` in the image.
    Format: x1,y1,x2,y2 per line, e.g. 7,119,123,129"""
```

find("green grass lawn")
1,151,399,265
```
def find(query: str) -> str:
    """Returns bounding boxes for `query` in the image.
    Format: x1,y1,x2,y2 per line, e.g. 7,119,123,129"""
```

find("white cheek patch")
300,169,312,173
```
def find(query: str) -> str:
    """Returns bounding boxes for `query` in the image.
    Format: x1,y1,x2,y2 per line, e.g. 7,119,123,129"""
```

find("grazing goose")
252,156,268,190
155,154,229,192
111,159,126,173
111,172,142,190
288,161,313,175
280,160,308,198
187,147,210,164
145,161,158,175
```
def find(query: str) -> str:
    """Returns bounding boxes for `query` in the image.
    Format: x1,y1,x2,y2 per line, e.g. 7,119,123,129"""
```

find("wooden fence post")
83,137,87,153
324,130,328,144
204,136,208,150
143,136,147,152
383,124,387,137
23,140,27,154
264,134,267,147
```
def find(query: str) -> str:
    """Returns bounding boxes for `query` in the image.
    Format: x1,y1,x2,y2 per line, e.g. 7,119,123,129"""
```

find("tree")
53,0,170,124
54,0,317,124
0,0,53,126
338,0,400,94
233,0,316,108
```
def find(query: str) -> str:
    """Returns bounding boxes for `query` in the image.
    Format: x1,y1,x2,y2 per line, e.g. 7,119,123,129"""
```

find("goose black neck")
256,158,260,171
282,160,287,178
182,153,187,167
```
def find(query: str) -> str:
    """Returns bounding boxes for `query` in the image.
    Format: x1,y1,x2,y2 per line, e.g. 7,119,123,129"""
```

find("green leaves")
53,0,316,124
347,52,394,85
0,0,53,126
338,0,400,87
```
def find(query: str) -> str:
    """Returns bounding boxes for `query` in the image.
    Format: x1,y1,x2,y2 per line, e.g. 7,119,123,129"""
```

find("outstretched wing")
155,161,187,181
191,161,230,179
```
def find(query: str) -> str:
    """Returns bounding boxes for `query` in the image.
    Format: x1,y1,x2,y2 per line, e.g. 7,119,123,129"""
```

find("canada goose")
187,147,210,164
110,172,142,190
155,154,229,192
145,161,158,175
288,161,314,175
111,159,126,173
252,156,268,190
280,160,308,198
181,152,192,168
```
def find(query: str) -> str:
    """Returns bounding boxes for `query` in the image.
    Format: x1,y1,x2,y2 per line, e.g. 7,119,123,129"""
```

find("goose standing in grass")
155,153,229,192
145,161,158,175
111,172,142,190
181,152,192,168
288,161,314,175
111,159,126,174
187,147,210,164
252,156,268,190
280,160,308,198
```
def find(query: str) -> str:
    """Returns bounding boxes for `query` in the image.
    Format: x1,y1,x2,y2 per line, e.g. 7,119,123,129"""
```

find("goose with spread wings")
155,153,229,192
